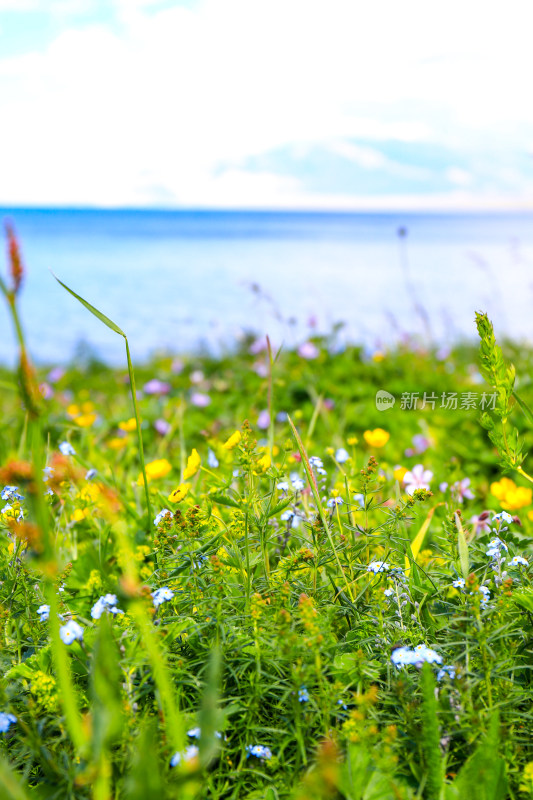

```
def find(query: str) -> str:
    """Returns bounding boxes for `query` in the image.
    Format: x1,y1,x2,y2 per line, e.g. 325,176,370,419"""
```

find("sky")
0,0,532,210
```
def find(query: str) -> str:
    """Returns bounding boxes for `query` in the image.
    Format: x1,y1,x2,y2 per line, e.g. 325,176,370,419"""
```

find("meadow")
1,228,532,799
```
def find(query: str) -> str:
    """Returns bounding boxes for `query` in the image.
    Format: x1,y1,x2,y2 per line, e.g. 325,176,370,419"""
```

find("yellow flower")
372,351,385,362
108,437,128,450
67,403,80,418
347,436,358,446
74,413,96,428
119,418,137,432
71,508,89,522
363,428,390,448
223,430,241,450
139,458,172,484
393,465,408,482
81,401,94,413
491,477,532,509
183,448,201,479
256,452,271,473
168,483,190,503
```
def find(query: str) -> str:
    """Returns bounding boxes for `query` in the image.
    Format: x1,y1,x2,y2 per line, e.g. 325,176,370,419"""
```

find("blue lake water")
0,207,532,365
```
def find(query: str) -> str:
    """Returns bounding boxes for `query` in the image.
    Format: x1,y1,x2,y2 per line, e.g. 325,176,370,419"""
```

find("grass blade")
52,272,126,337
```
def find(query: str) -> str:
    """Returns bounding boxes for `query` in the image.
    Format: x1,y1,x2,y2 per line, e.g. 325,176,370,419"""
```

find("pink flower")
143,379,170,395
451,478,475,503
249,338,267,355
154,419,171,435
405,434,430,457
190,392,211,408
403,464,433,495
470,511,491,534
298,342,319,360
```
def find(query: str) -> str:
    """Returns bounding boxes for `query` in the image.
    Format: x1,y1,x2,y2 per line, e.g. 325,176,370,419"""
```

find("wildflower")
139,459,172,485
412,644,443,665
437,665,456,681
59,620,84,645
257,410,270,429
363,428,390,448
59,442,76,456
170,745,199,767
249,337,267,355
152,587,174,608
47,366,65,384
1,485,23,502
207,449,219,468
277,411,288,422
277,481,289,492
452,578,465,589
118,418,137,432
298,686,310,703
367,561,390,574
491,478,532,510
190,392,211,407
91,594,123,620
154,418,171,435
509,555,528,567
85,468,97,481
43,467,54,480
168,483,190,503
298,341,319,360
353,493,365,507
143,379,170,395
403,464,433,495
327,497,343,508
186,726,223,740
439,482,449,492
394,465,408,482
486,537,508,559
183,448,201,480
154,508,172,526
451,477,475,503
281,509,299,528
334,447,350,463
37,604,50,621
256,452,271,473
0,713,17,733
291,477,305,491
223,430,241,450
309,456,323,468
246,744,272,760
74,413,96,428
391,646,416,667
384,588,395,597
478,585,491,607
494,511,513,525
470,513,491,534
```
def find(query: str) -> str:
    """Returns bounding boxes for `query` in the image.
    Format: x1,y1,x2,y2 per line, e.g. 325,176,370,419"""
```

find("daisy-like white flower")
452,578,466,589
0,712,17,733
37,604,50,621
60,620,84,645
152,587,174,608
276,481,289,492
384,588,395,597
403,464,433,495
59,442,76,456
170,745,199,767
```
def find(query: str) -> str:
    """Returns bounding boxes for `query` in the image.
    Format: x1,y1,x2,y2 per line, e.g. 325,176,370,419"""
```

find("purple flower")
404,434,430,457
154,419,171,436
171,358,184,374
47,367,65,384
470,513,491,534
298,341,319,360
252,361,268,377
143,379,170,396
403,464,433,495
451,478,475,503
39,382,54,400
257,410,270,430
190,392,211,408
249,337,267,355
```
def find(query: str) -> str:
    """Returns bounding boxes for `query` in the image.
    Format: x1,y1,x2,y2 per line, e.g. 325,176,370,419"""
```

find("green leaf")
208,492,240,509
0,758,31,800
513,587,533,613
52,272,126,337
455,512,469,581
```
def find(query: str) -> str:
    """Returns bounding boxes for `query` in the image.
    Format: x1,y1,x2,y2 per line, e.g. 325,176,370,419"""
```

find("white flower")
494,511,513,525
37,604,50,621
276,481,289,492
452,578,465,589
353,493,365,508
59,442,76,456
85,468,97,481
60,620,84,645
391,644,442,667
327,497,343,508
154,509,171,526
170,745,199,767
403,464,433,495
384,588,395,597
309,456,323,468
335,448,350,463
246,744,272,760
152,587,174,608
0,712,17,733
437,665,456,681
509,556,528,567
91,594,123,619
367,561,390,574
207,449,219,468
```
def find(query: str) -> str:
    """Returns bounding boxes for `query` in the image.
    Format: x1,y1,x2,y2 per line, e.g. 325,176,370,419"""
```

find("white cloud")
0,0,532,207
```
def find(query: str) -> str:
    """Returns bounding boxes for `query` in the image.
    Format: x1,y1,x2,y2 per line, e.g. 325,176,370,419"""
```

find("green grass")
1,258,533,798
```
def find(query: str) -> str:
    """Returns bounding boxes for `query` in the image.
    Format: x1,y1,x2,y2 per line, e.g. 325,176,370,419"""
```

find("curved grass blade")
52,272,126,337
